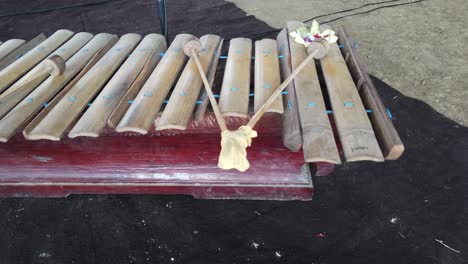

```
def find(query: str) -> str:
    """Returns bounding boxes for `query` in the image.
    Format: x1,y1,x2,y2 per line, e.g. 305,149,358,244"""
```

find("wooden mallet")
0,54,66,102
184,38,330,172
40,54,66,76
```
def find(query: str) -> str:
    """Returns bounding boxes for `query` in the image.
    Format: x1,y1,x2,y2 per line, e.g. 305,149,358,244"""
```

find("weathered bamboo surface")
254,39,283,114
115,34,195,134
0,33,114,142
320,42,384,162
24,33,141,140
218,38,252,118
0,39,25,61
69,34,166,138
23,34,118,140
157,34,221,130
287,21,341,164
0,32,94,119
337,26,404,160
0,34,47,72
0,30,73,93
276,28,302,152
107,44,164,128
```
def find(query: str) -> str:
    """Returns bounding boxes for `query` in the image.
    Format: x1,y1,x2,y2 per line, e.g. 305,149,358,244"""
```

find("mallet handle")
247,49,318,128
191,49,228,132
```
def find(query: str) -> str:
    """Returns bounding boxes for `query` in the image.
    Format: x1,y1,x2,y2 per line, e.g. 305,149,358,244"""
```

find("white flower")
289,20,339,47
319,29,338,44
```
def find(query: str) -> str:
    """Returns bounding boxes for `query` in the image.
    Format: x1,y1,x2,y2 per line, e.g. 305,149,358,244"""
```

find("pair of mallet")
25,40,330,172
184,37,330,172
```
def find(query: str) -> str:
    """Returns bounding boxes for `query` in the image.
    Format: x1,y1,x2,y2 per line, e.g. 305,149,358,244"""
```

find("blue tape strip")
386,108,393,120
287,99,293,110
127,100,134,104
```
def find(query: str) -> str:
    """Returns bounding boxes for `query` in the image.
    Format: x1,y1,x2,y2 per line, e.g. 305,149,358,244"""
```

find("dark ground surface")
0,0,467,263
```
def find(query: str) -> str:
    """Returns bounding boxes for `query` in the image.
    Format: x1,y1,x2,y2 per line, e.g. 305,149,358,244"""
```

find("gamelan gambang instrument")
0,22,404,200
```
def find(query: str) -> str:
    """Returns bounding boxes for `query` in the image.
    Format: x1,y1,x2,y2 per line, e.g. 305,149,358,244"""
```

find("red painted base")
0,114,334,200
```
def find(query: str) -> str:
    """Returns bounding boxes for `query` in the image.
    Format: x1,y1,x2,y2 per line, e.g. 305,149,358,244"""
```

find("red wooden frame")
0,113,334,200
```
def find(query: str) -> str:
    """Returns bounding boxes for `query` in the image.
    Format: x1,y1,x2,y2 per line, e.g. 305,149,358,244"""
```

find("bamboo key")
184,37,329,171
0,39,26,61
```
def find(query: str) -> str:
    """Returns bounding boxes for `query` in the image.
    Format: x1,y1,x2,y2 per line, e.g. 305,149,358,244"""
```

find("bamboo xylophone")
0,22,404,168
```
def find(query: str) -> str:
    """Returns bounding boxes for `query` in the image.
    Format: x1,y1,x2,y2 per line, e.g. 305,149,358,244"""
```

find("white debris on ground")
251,241,259,249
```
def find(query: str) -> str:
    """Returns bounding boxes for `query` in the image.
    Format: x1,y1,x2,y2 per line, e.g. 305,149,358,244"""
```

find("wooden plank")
193,38,223,121
320,42,384,162
276,28,302,152
115,34,196,134
23,33,141,141
0,39,25,61
23,35,118,140
0,32,94,119
68,34,167,138
107,44,163,128
0,30,74,93
286,21,341,164
337,26,404,160
0,34,47,72
218,38,251,118
254,39,283,114
0,33,114,142
157,34,221,130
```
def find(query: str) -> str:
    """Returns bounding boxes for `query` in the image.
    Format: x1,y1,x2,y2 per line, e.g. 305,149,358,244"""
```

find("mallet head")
43,55,66,76
307,38,330,59
183,39,203,57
